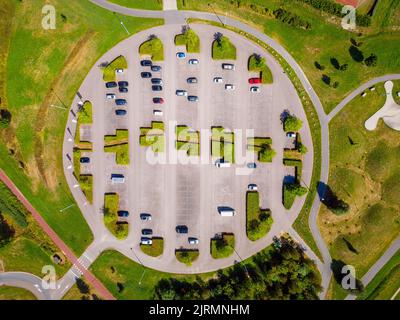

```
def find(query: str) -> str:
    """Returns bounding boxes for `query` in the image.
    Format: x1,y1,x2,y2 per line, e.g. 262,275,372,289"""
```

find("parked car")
249,78,261,84
141,60,152,67
115,99,127,106
115,109,127,116
250,86,260,93
176,225,188,234
105,81,117,88
247,163,257,169
151,78,163,85
153,97,164,104
188,237,199,245
141,237,152,245
213,77,223,83
187,95,199,102
106,93,116,99
153,110,163,116
176,52,186,59
225,84,235,91
80,157,90,164
152,85,163,91
187,77,198,84
151,65,161,72
141,72,152,78
248,184,258,191
142,229,153,236
286,132,297,138
222,63,235,70
140,213,152,221
116,68,124,74
176,90,188,96
118,81,129,87
119,87,128,93
188,59,199,65
117,210,129,218
215,159,230,168
111,174,125,184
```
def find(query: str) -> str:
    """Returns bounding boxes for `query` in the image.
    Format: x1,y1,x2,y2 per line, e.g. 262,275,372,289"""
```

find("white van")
218,208,236,217
111,174,125,184
153,110,163,116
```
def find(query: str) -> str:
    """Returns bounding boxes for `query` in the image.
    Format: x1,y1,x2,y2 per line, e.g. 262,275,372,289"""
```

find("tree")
76,278,90,295
288,183,308,196
330,57,340,70
339,63,348,71
283,115,303,132
322,74,331,86
349,45,364,62
314,61,325,70
365,54,377,67
298,143,308,154
0,213,15,246
0,109,11,128
333,81,339,89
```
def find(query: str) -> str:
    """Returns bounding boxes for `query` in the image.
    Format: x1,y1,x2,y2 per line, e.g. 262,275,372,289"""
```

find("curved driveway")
0,272,51,300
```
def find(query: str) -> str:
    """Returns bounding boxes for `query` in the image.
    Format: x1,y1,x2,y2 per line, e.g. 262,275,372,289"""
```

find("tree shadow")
317,182,350,215
349,45,364,62
76,278,90,295
342,237,359,254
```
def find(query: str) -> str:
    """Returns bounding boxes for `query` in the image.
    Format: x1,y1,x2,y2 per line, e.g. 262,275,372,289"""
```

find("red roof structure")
335,0,359,7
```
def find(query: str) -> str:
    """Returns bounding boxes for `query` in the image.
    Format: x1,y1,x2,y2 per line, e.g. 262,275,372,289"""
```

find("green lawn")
139,122,165,153
175,249,199,266
211,234,235,259
211,127,235,163
2,0,163,256
140,238,164,257
104,130,130,165
62,277,103,300
139,37,164,61
320,81,400,300
108,0,163,10
212,36,236,60
178,0,400,114
247,137,276,162
102,55,127,82
283,184,296,210
176,125,200,156
0,286,36,300
246,191,273,241
103,193,129,240
357,249,400,300
248,54,273,84
175,28,200,53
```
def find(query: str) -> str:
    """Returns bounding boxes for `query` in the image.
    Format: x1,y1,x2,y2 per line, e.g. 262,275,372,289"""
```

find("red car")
249,78,262,84
153,97,164,104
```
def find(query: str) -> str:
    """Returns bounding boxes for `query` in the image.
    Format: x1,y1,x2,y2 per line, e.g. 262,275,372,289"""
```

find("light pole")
59,203,76,213
208,3,225,26
113,12,130,35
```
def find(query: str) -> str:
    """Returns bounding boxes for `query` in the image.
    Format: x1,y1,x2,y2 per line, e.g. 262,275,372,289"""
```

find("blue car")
115,109,127,116
176,52,186,59
80,157,90,164
247,163,257,169
117,210,129,218
115,99,127,106
105,82,117,88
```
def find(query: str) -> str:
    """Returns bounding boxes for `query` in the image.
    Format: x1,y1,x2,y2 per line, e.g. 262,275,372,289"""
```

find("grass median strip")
247,137,276,162
104,129,129,165
175,28,200,53
176,125,200,157
175,249,199,266
139,122,165,153
212,35,236,60
102,55,127,82
103,193,128,240
211,233,235,259
248,53,273,84
139,36,164,61
140,237,164,257
211,126,235,163
246,191,273,241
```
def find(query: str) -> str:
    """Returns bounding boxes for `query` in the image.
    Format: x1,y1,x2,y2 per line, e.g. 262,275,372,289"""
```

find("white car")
188,59,199,65
106,93,116,99
140,213,152,221
188,237,199,245
141,237,152,245
286,132,297,138
176,90,188,96
248,184,258,191
225,84,235,91
213,77,223,83
153,110,163,116
222,63,235,70
116,68,124,74
250,86,260,93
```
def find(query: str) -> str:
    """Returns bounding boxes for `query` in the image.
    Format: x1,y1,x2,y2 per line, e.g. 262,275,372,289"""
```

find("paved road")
0,169,115,300
0,272,51,300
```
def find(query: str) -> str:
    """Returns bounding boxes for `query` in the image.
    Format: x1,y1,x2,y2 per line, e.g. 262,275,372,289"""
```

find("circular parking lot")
64,24,313,273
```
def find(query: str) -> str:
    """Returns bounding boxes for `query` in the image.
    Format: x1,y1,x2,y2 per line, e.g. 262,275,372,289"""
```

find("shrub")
0,109,11,128
283,115,303,132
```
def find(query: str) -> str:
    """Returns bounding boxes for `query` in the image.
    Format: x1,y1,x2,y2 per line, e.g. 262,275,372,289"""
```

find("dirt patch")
34,30,95,190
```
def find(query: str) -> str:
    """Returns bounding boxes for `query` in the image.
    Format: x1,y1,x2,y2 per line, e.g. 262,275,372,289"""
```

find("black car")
141,60,152,67
152,85,163,91
176,225,188,234
119,87,128,93
141,72,152,78
153,97,164,104
80,157,90,164
105,81,117,88
117,210,129,218
151,78,163,85
187,77,198,84
118,81,129,87
141,229,153,235
115,109,127,116
151,65,161,72
115,99,127,106
187,95,199,102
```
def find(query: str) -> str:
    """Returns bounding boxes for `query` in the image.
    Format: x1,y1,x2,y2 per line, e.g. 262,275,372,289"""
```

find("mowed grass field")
1,1,163,255
109,0,163,10
0,286,37,300
178,0,400,113
318,81,400,299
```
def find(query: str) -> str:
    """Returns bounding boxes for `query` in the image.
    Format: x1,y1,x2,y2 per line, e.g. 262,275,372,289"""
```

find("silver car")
176,90,188,96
